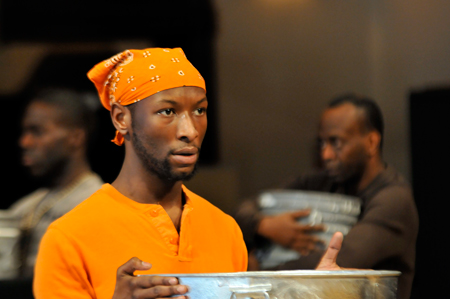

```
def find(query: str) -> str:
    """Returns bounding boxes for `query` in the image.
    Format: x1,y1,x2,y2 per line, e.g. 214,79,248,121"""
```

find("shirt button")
150,210,158,217
170,238,178,245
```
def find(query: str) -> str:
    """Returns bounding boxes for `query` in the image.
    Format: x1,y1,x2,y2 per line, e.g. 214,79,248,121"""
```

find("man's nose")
321,143,336,161
176,113,198,142
19,133,33,149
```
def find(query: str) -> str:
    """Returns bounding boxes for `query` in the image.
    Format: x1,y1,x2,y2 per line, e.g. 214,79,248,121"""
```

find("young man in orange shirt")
33,48,343,299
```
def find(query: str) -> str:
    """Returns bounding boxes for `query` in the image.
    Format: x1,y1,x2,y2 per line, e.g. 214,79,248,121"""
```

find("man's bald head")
327,94,384,151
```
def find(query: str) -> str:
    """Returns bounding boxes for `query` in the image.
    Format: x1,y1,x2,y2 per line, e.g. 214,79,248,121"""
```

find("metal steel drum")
149,270,399,299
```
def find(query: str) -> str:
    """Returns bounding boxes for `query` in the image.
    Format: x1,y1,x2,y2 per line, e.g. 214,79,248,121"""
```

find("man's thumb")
118,257,152,276
316,232,343,270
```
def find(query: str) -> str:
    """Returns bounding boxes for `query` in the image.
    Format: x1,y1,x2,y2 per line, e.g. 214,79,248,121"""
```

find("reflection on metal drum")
145,270,399,299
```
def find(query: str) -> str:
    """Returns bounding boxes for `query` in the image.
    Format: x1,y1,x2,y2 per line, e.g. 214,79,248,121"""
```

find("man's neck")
45,158,91,190
112,163,184,206
356,158,385,193
114,145,187,230
112,165,185,231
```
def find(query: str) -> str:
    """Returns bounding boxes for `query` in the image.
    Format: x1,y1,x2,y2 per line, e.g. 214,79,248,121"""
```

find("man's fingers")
292,234,322,245
291,222,324,234
113,258,189,299
291,236,324,254
133,284,188,298
140,277,187,297
290,209,311,219
134,275,180,289
296,223,325,232
117,257,152,276
316,232,343,270
292,238,322,249
288,231,326,254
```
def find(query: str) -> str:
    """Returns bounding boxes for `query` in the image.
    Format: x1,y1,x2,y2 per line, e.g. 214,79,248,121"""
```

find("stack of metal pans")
0,210,21,279
256,190,361,269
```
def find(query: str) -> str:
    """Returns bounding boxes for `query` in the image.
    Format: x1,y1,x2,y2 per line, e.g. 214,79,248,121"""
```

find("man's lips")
324,164,340,176
171,147,199,165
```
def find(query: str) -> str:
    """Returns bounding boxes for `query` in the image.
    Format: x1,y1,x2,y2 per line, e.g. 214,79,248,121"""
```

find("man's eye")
158,109,175,116
28,127,43,137
331,139,342,149
194,108,207,116
318,139,326,149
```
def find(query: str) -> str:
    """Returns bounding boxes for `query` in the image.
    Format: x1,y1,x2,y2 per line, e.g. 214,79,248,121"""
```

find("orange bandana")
87,48,206,145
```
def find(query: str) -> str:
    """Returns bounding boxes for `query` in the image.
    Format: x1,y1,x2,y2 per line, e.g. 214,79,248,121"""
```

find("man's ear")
367,130,381,156
110,103,131,137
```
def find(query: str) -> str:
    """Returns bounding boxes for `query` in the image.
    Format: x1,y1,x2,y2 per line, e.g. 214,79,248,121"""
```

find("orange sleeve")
34,226,96,299
239,231,249,271
231,217,248,272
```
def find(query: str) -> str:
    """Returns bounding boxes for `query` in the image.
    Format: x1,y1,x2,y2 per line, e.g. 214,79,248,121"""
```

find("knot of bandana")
87,48,206,145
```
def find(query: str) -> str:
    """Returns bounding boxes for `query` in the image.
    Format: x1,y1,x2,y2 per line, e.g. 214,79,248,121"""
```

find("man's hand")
257,210,324,255
112,257,188,299
316,232,370,271
315,232,343,270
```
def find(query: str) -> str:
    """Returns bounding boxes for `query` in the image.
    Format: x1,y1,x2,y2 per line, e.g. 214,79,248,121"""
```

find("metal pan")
147,270,400,299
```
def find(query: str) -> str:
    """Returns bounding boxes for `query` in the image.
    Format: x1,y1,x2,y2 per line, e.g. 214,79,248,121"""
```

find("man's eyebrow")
159,99,178,105
158,97,208,105
197,97,208,104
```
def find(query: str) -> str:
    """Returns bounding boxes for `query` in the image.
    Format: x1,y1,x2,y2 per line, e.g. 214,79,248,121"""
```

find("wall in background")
212,0,450,202
1,0,449,210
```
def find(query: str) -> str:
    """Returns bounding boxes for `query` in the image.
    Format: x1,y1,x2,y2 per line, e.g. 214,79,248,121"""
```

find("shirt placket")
177,204,193,261
146,205,180,255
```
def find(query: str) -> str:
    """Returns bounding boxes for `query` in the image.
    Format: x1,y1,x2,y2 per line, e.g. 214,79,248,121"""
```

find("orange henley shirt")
33,184,248,299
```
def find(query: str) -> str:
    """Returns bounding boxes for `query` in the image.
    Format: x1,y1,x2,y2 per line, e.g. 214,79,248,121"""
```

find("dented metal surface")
149,270,399,299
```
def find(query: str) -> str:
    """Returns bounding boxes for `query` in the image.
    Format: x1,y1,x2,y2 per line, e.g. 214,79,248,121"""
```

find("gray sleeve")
335,185,418,268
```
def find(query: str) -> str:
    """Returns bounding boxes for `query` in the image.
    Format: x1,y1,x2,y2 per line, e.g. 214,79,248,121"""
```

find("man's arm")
335,186,418,268
34,227,188,299
234,171,335,253
234,198,323,255
257,210,324,255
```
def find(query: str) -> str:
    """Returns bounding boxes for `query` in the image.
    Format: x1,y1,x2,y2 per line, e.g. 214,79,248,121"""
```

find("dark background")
409,87,450,299
0,0,219,209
